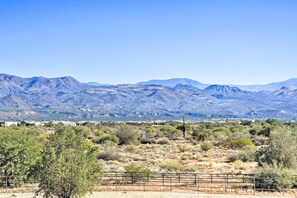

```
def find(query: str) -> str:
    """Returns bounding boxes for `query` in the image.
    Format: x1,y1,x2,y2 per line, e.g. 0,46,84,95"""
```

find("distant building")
0,121,18,127
52,121,77,126
20,121,43,126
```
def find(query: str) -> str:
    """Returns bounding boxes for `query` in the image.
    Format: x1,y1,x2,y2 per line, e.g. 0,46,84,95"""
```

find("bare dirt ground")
0,192,294,198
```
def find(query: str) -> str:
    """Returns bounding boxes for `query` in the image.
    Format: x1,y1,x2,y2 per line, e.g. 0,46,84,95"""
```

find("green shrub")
98,148,120,161
116,125,139,145
201,141,213,151
256,163,296,191
160,125,183,139
229,147,257,162
192,126,211,141
157,139,169,145
93,133,120,145
140,137,156,144
159,162,184,172
256,128,297,168
124,164,154,183
223,138,253,149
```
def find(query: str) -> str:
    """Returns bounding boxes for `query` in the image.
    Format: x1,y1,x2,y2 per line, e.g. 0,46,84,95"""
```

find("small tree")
39,128,103,198
0,129,41,187
256,128,297,168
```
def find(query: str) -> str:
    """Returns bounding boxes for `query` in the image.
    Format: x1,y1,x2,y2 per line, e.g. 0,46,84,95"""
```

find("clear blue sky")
0,0,296,85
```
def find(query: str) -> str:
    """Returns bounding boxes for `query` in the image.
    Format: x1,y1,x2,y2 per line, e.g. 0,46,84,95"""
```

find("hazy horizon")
1,0,297,85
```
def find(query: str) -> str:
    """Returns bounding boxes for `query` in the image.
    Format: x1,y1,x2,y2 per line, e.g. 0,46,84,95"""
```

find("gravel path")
0,192,294,198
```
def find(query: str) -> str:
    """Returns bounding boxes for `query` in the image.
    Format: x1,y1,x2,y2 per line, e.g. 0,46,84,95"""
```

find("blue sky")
0,0,296,85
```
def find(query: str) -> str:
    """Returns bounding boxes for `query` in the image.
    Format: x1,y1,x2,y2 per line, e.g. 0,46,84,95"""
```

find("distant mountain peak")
138,78,208,89
204,85,248,94
0,73,88,92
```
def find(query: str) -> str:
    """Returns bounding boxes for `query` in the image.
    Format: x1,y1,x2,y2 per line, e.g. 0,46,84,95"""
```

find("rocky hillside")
0,74,297,120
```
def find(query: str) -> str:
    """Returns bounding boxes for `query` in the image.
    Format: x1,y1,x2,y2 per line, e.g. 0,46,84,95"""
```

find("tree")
39,127,103,198
256,127,297,168
0,129,41,187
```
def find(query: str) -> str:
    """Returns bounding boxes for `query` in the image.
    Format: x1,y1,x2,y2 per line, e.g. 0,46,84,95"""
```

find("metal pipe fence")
1,173,297,196
101,172,297,196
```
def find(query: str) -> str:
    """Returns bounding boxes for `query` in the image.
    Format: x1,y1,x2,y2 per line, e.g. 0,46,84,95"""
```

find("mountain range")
1,73,297,121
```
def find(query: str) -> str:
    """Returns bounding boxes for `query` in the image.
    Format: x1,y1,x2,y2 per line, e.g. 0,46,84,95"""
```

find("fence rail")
1,172,297,196
101,172,297,196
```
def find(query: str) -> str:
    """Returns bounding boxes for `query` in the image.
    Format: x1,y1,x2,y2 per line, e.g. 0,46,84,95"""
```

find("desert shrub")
256,128,297,168
212,127,231,144
116,125,139,145
223,138,253,149
140,132,156,144
140,137,156,144
94,130,105,136
73,126,92,138
159,162,184,172
229,147,257,162
98,148,121,161
157,139,169,145
201,141,213,151
256,163,296,191
177,144,191,153
93,134,119,145
160,125,183,139
125,145,138,153
252,135,269,146
192,126,211,141
124,164,154,183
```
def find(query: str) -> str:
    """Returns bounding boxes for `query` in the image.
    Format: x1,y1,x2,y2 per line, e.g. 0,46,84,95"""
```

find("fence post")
282,179,285,197
170,175,172,192
197,175,200,194
116,172,118,191
162,174,165,186
5,175,8,189
143,175,146,192
253,175,256,195
225,175,227,194
194,174,197,187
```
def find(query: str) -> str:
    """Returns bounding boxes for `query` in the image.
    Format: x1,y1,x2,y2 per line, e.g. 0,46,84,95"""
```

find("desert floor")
0,192,293,198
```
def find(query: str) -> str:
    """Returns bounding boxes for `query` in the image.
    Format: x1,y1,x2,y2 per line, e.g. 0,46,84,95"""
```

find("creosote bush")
256,163,296,191
256,128,297,168
159,162,185,172
116,125,139,145
228,147,257,162
124,164,154,183
98,148,121,161
201,141,213,151
223,138,253,149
